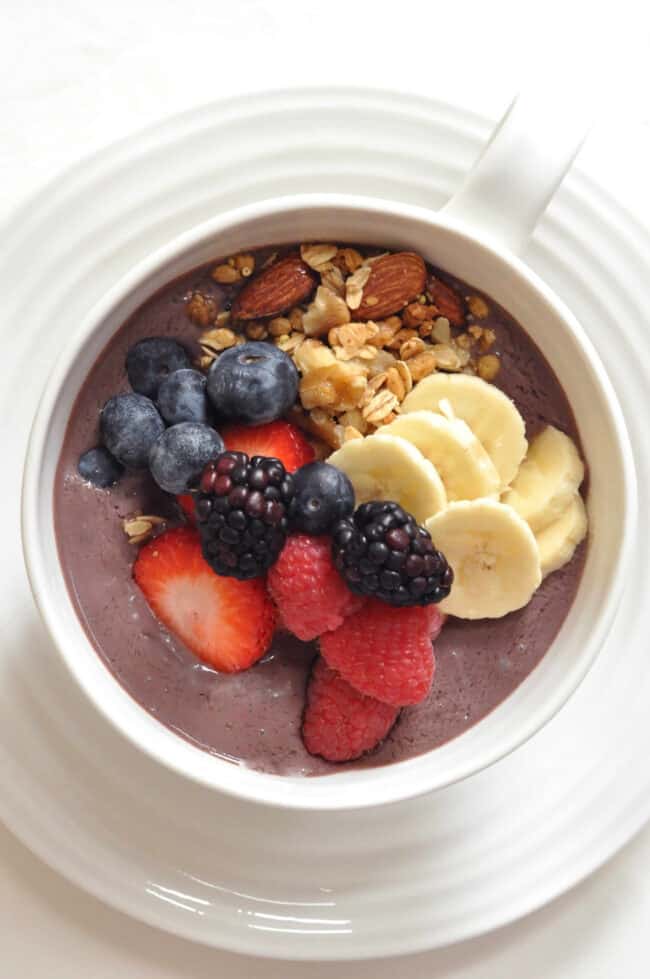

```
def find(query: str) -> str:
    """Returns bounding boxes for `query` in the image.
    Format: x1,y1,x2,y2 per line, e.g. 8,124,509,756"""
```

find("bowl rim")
21,193,638,810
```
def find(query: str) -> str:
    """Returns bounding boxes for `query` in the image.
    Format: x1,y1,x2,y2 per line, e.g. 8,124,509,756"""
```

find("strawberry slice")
133,527,276,672
221,420,314,472
176,493,196,524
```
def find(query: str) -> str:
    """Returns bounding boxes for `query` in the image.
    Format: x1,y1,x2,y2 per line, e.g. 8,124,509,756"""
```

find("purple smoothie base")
54,256,586,776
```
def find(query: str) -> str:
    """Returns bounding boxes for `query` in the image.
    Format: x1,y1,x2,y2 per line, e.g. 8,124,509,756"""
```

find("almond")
231,256,316,321
355,252,426,320
427,275,466,326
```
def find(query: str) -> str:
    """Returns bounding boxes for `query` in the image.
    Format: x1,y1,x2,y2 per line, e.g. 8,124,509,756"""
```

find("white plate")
0,87,648,961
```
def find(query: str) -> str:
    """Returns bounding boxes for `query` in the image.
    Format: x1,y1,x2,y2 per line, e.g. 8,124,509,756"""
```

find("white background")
3,1,650,975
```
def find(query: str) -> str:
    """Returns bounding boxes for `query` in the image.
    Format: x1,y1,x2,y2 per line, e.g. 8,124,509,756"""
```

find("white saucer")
0,88,648,961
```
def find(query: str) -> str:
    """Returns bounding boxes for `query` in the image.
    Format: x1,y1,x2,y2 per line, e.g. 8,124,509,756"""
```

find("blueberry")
288,461,355,535
126,337,190,398
148,422,224,494
77,446,123,488
157,368,209,425
100,393,165,469
206,342,298,424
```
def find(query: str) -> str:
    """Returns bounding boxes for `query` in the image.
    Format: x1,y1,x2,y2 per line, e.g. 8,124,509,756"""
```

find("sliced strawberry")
133,527,276,672
221,420,315,472
177,493,196,524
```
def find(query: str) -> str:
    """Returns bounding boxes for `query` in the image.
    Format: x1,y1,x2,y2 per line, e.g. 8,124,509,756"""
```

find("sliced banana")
401,373,527,488
383,410,501,502
536,493,588,578
425,499,542,619
328,433,447,524
502,425,585,533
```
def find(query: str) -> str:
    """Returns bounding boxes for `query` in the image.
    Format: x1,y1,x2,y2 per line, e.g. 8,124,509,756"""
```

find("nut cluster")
185,244,500,454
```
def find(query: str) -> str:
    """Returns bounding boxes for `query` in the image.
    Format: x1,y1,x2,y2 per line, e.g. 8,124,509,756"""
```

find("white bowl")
21,192,636,810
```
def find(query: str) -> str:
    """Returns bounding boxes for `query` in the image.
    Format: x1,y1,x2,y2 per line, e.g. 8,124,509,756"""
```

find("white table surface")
3,1,650,975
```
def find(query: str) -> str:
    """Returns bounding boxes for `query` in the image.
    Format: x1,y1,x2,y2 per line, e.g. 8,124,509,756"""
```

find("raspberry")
320,599,435,706
267,534,364,641
302,658,399,762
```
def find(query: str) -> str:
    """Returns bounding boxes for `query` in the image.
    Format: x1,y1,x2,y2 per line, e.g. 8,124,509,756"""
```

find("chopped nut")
455,332,474,350
268,317,292,337
200,327,238,353
468,294,490,319
186,292,217,327
345,265,372,310
212,264,241,284
418,321,434,338
431,343,462,371
408,350,438,381
294,338,336,374
275,333,305,355
308,409,344,449
196,353,215,370
343,425,364,442
362,390,400,425
468,324,484,340
320,264,346,297
300,243,338,270
288,307,304,332
400,336,427,360
232,253,256,277
245,322,267,340
385,361,413,401
123,514,166,545
431,317,451,343
477,354,501,380
387,328,418,351
368,316,403,348
300,362,366,412
479,327,497,351
402,302,429,328
302,286,350,337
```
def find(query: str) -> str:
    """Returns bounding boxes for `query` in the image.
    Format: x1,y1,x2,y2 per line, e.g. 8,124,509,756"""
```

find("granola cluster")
185,244,499,453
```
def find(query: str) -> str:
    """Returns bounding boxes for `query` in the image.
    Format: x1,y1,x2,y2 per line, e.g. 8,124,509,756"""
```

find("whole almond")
427,275,466,326
231,256,316,320
355,252,426,320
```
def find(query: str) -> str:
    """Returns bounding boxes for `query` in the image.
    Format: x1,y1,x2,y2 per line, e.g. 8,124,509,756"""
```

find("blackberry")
332,501,453,607
195,451,294,580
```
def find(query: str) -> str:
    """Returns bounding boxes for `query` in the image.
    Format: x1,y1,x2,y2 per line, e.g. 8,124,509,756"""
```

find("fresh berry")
319,599,435,706
133,527,276,672
302,657,398,762
206,342,299,425
177,493,196,523
289,461,355,535
428,607,445,641
100,393,165,469
221,420,314,472
196,451,294,579
267,534,364,641
149,422,224,494
126,337,190,399
157,368,209,425
77,446,123,488
332,501,453,607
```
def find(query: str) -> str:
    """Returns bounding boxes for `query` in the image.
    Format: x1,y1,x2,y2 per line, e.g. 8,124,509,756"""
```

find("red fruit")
302,657,399,762
221,420,315,472
267,534,364,641
133,527,276,672
428,606,445,641
177,493,196,523
320,599,435,706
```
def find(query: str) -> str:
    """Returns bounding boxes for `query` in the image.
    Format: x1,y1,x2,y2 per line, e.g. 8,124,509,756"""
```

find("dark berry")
157,368,209,425
77,446,123,488
196,451,294,579
288,461,355,535
126,337,190,399
331,501,453,607
149,422,224,494
100,393,165,469
206,342,298,424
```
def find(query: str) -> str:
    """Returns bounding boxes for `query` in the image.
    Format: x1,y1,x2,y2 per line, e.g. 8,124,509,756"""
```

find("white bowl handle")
442,87,596,254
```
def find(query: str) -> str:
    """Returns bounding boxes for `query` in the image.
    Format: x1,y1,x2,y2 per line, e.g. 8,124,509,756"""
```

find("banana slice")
383,410,500,501
401,373,527,488
502,425,585,533
328,433,447,524
536,493,588,577
425,499,542,619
